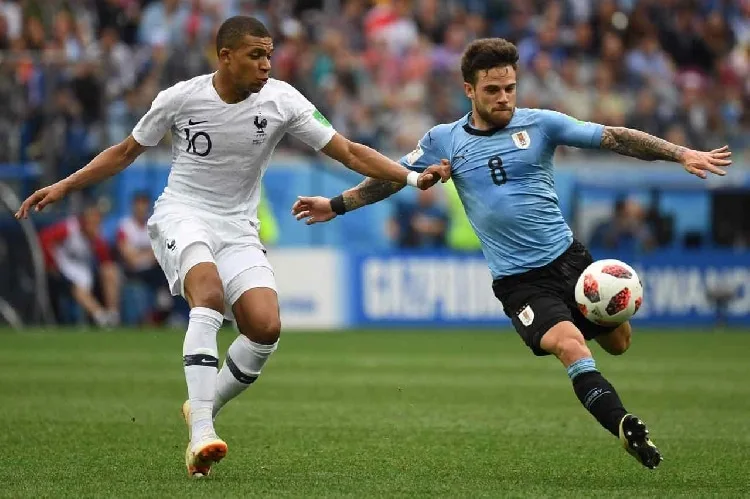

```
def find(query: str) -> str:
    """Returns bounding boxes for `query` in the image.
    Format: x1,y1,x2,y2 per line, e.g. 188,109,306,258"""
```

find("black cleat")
619,414,663,469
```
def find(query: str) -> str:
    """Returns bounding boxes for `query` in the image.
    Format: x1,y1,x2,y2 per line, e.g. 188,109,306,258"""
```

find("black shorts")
492,240,617,356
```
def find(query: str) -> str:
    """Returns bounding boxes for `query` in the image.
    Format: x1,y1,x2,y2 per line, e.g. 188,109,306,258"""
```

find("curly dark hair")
460,38,519,85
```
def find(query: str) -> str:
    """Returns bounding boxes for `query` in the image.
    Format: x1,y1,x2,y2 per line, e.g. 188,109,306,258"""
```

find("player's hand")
15,181,70,219
416,159,452,190
292,196,337,225
681,145,732,179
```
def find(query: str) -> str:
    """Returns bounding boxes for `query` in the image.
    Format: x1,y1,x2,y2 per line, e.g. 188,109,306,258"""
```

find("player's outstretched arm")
16,136,146,219
292,159,452,225
600,127,731,179
320,134,449,190
292,178,403,226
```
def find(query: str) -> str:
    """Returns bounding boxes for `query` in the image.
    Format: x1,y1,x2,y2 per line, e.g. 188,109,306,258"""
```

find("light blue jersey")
399,108,604,279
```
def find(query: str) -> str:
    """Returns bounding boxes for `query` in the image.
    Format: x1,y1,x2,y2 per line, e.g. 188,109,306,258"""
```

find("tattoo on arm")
342,178,405,212
600,127,687,162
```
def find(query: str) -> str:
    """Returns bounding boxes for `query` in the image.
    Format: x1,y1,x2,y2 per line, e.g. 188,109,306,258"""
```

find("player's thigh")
217,244,280,344
594,321,632,355
494,280,574,356
147,211,219,299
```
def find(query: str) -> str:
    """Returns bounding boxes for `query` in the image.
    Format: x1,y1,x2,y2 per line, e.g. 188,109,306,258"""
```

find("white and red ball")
574,259,643,326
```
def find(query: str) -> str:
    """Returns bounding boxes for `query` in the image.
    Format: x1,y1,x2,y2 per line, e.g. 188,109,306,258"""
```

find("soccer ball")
574,259,643,326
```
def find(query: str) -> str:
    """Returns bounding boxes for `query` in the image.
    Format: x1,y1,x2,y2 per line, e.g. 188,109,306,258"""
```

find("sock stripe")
226,355,258,385
183,353,219,368
566,357,597,380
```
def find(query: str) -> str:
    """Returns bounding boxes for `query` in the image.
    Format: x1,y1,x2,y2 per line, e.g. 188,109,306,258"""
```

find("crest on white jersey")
253,115,268,145
512,130,531,149
406,145,424,165
518,304,534,326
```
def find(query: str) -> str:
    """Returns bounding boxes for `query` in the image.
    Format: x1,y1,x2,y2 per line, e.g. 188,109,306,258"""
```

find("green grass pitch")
1,328,749,498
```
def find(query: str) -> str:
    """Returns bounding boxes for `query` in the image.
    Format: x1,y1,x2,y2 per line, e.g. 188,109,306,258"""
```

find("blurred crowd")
37,188,278,327
0,0,748,180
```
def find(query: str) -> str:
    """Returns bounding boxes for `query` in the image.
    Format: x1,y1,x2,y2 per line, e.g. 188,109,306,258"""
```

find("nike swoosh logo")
188,119,207,125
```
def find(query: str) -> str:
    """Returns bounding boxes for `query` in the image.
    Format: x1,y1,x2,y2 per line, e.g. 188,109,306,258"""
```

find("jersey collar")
462,112,510,136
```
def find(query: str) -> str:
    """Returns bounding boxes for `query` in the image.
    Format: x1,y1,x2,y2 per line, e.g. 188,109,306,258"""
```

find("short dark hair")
216,16,271,55
461,38,519,85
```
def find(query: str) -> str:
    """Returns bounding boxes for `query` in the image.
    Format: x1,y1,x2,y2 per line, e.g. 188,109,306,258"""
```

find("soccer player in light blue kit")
292,38,732,469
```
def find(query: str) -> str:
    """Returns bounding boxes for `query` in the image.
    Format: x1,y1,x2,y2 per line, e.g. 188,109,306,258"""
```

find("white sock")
183,307,224,438
213,335,278,418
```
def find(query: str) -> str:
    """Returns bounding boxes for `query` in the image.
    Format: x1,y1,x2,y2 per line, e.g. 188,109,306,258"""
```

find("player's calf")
595,322,632,356
213,285,281,418
540,322,628,437
181,259,225,442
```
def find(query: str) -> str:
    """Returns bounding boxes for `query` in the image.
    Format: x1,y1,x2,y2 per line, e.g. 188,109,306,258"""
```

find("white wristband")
406,171,420,188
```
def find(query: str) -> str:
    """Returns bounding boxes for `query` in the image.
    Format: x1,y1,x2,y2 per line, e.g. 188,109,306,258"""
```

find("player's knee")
185,274,225,312
241,315,281,344
541,322,591,365
197,286,225,312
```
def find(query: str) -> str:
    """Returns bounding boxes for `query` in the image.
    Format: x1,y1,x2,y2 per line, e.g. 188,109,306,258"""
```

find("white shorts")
147,204,277,315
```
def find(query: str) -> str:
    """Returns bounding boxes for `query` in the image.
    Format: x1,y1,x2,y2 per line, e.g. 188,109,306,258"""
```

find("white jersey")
132,74,336,219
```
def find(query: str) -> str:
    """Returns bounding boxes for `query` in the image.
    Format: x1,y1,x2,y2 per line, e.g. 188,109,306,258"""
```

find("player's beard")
477,105,514,129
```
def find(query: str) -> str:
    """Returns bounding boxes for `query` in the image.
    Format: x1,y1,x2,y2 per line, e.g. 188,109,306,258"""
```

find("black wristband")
330,195,346,215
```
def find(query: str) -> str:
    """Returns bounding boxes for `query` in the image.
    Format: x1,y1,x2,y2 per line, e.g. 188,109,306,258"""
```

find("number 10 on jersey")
488,156,506,186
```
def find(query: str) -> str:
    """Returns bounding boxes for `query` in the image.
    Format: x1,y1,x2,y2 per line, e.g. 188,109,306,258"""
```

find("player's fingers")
689,167,708,179
17,193,42,217
15,200,29,218
305,216,317,225
703,163,727,175
36,194,55,211
295,200,313,212
709,156,732,166
710,145,729,153
438,160,452,180
295,210,310,221
711,150,731,159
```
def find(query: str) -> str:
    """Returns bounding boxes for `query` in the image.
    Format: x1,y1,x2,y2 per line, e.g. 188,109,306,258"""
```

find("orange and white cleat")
182,401,227,477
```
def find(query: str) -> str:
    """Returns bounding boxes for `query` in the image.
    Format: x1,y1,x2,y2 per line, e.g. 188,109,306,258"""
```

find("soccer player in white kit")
16,16,449,477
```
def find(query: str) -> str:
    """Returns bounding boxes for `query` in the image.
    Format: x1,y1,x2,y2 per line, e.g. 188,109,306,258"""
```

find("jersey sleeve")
398,126,449,172
284,88,336,151
131,86,180,147
538,110,604,149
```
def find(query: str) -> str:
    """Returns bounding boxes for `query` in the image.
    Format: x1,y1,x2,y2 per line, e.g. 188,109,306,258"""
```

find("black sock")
572,370,628,437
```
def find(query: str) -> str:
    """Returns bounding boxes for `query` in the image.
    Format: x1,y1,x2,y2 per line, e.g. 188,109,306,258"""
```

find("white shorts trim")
225,266,277,306
178,243,215,296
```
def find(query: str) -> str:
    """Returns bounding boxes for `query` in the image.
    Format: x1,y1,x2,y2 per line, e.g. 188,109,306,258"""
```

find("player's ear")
463,82,474,100
218,47,232,64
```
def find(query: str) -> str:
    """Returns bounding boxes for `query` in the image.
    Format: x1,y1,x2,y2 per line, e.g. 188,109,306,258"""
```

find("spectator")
117,192,172,325
590,197,656,253
388,188,448,249
0,0,747,171
40,203,120,327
